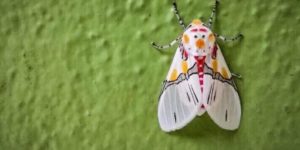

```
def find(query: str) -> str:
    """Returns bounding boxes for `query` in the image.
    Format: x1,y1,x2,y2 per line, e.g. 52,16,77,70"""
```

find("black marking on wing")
225,109,228,122
189,84,199,103
159,63,197,100
209,83,216,104
188,85,197,105
158,62,237,102
213,88,217,102
174,112,177,123
207,83,214,104
203,63,237,90
186,92,191,102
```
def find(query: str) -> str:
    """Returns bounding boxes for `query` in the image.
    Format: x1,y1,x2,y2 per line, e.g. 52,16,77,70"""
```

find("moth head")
181,19,216,57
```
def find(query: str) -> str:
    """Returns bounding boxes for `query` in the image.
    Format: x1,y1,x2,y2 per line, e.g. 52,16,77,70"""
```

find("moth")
151,0,242,132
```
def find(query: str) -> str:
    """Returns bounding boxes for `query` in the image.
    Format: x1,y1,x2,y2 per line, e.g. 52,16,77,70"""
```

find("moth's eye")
202,35,205,38
194,35,198,38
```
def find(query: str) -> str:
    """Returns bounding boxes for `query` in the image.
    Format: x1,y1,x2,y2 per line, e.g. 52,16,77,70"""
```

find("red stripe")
212,44,218,59
194,56,206,93
191,29,198,32
199,28,207,32
183,50,188,58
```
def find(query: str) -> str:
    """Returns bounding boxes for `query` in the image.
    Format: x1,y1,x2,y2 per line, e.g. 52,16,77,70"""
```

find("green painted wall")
1,0,300,149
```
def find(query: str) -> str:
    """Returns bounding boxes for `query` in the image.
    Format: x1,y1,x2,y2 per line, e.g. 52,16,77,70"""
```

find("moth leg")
215,33,243,42
232,73,242,79
151,37,180,51
207,0,219,28
172,1,186,29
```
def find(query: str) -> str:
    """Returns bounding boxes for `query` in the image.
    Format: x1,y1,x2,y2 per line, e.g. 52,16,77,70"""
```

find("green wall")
1,0,300,149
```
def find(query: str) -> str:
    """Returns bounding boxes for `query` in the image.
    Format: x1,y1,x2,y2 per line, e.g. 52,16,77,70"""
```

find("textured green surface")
1,0,300,149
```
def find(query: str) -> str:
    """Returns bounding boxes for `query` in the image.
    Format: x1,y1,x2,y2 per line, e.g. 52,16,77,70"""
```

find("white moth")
152,0,242,132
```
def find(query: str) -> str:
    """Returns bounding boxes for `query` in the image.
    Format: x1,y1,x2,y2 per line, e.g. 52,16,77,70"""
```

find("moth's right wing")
158,47,204,132
203,45,241,130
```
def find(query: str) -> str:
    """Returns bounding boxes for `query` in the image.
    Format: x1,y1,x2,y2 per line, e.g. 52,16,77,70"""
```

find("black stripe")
186,92,191,102
203,63,237,91
213,88,217,102
207,84,214,104
207,87,211,104
159,62,237,103
189,84,199,103
225,109,228,122
188,85,197,105
210,83,215,103
174,112,177,123
162,63,197,90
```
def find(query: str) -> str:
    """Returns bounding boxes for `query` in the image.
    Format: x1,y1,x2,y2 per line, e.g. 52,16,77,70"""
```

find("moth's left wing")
158,47,205,132
203,45,241,130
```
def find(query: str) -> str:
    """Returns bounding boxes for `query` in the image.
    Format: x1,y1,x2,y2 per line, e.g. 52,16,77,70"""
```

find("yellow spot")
208,33,215,43
196,39,205,49
181,61,188,74
183,34,189,44
211,59,218,72
192,19,202,25
170,69,178,81
221,67,229,79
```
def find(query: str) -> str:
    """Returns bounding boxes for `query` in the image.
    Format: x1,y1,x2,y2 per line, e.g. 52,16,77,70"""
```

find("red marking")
194,56,206,64
199,28,207,32
199,75,203,79
201,104,205,109
212,44,218,59
191,28,198,32
183,50,188,58
191,28,207,32
194,56,206,93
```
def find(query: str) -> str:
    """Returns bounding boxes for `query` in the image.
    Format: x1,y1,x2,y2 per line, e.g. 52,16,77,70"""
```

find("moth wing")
158,47,205,132
203,45,241,130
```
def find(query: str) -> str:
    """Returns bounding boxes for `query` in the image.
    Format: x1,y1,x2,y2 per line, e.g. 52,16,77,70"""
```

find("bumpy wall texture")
1,0,300,149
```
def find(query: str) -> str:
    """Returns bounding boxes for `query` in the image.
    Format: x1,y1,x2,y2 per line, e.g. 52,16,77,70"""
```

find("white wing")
158,47,205,132
203,45,241,130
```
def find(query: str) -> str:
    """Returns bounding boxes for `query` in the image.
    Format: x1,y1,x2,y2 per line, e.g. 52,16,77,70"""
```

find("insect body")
152,0,243,132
